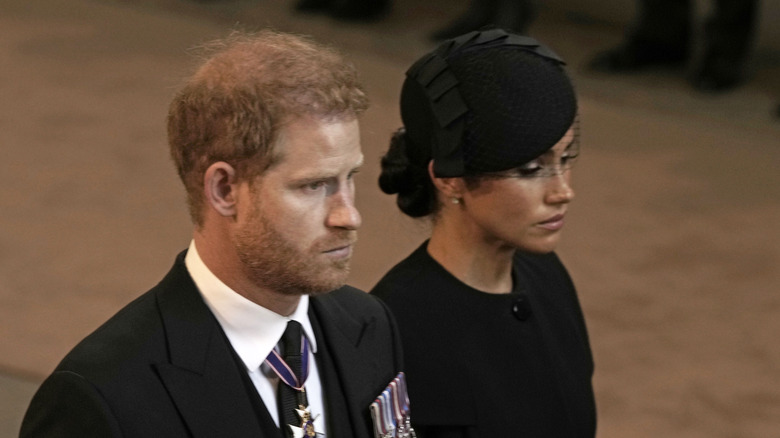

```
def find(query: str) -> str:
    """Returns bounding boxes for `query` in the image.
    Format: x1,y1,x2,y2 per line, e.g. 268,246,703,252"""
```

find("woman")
371,29,596,437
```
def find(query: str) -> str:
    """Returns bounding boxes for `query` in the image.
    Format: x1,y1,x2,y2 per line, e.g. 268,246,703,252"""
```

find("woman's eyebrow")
538,138,577,159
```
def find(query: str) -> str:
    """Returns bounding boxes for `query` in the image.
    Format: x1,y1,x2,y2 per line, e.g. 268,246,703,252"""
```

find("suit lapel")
310,291,379,438
152,253,280,438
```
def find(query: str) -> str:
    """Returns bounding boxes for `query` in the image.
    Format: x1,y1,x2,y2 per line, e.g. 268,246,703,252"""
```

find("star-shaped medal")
288,405,320,438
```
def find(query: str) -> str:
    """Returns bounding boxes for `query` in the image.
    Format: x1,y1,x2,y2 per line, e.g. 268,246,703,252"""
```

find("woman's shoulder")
370,241,457,302
372,244,430,294
513,250,578,298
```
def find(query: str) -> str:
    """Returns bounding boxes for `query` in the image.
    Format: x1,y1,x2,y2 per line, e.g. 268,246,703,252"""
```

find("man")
21,30,403,437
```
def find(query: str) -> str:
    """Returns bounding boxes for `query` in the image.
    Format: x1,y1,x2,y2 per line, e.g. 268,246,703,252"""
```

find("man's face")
232,116,363,296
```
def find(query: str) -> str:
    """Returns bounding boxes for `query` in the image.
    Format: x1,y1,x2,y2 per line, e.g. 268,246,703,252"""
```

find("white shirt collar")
184,240,318,372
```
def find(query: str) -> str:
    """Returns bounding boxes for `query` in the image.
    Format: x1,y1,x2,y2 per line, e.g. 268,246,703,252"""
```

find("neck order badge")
292,406,317,438
265,321,320,437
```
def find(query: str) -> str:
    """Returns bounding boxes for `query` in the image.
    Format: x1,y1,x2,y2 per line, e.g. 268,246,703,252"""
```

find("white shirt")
184,241,327,434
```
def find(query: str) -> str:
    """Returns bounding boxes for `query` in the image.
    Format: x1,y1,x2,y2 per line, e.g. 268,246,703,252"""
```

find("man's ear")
427,160,465,200
204,161,239,217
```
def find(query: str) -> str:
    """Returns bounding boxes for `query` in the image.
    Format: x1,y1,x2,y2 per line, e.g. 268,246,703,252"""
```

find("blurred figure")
589,0,759,92
294,0,390,20
432,0,538,40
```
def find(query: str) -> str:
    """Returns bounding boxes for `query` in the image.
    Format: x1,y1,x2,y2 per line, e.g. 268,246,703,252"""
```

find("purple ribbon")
264,332,310,391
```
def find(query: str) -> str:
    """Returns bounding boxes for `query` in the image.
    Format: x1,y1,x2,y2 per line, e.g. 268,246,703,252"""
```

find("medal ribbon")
398,372,410,417
265,332,311,391
370,373,414,438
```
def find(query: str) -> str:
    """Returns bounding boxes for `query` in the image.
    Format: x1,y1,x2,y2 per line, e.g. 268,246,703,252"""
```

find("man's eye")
305,181,326,191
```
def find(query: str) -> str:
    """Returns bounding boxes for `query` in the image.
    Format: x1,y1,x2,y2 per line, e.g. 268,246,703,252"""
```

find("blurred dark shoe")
295,0,331,13
689,54,743,93
430,11,492,41
588,40,687,73
296,0,388,20
330,0,389,21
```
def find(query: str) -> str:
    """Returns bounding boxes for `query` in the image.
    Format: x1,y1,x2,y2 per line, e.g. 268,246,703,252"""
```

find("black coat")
372,243,596,437
21,251,404,437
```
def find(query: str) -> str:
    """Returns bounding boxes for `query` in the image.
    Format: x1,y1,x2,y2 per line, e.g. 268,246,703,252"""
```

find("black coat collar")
152,252,380,438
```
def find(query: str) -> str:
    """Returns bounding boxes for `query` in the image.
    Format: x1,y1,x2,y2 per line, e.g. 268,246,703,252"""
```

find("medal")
369,372,416,438
264,330,321,437
289,404,321,438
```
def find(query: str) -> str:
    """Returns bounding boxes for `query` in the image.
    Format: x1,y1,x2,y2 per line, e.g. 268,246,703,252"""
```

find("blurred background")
1,0,779,436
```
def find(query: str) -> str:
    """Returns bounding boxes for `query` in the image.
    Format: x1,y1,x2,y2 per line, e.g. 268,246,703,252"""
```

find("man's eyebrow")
291,159,365,185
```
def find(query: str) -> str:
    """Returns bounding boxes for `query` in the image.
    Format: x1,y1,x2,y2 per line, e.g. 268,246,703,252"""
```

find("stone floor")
1,0,779,437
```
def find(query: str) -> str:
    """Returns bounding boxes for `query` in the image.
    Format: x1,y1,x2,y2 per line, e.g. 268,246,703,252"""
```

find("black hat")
401,28,578,177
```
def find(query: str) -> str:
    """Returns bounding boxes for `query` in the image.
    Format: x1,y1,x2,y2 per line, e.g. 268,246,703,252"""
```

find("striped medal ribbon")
265,334,311,390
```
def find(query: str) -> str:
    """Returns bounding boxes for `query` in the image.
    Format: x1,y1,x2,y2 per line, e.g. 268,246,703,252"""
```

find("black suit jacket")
20,251,403,437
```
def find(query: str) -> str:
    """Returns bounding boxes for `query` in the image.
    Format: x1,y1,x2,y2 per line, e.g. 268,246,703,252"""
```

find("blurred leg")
690,0,758,91
431,0,537,41
630,0,691,47
588,0,691,72
494,0,538,35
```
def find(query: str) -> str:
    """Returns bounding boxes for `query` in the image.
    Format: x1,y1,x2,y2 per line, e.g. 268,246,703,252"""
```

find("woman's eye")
517,163,542,177
561,153,579,165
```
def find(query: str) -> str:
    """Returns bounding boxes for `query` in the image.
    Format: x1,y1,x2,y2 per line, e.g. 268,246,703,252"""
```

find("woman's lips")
537,214,565,231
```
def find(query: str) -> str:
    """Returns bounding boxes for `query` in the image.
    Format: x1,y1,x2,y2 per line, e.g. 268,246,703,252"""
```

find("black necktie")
278,321,309,436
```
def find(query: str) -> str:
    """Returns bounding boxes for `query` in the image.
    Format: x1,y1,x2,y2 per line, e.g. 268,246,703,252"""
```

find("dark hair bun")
378,129,436,218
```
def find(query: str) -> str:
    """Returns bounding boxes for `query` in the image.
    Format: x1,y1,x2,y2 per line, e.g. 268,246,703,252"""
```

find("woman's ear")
428,160,465,201
203,161,239,217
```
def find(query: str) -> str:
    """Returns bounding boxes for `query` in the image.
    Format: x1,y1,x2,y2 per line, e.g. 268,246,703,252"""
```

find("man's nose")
326,190,362,230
